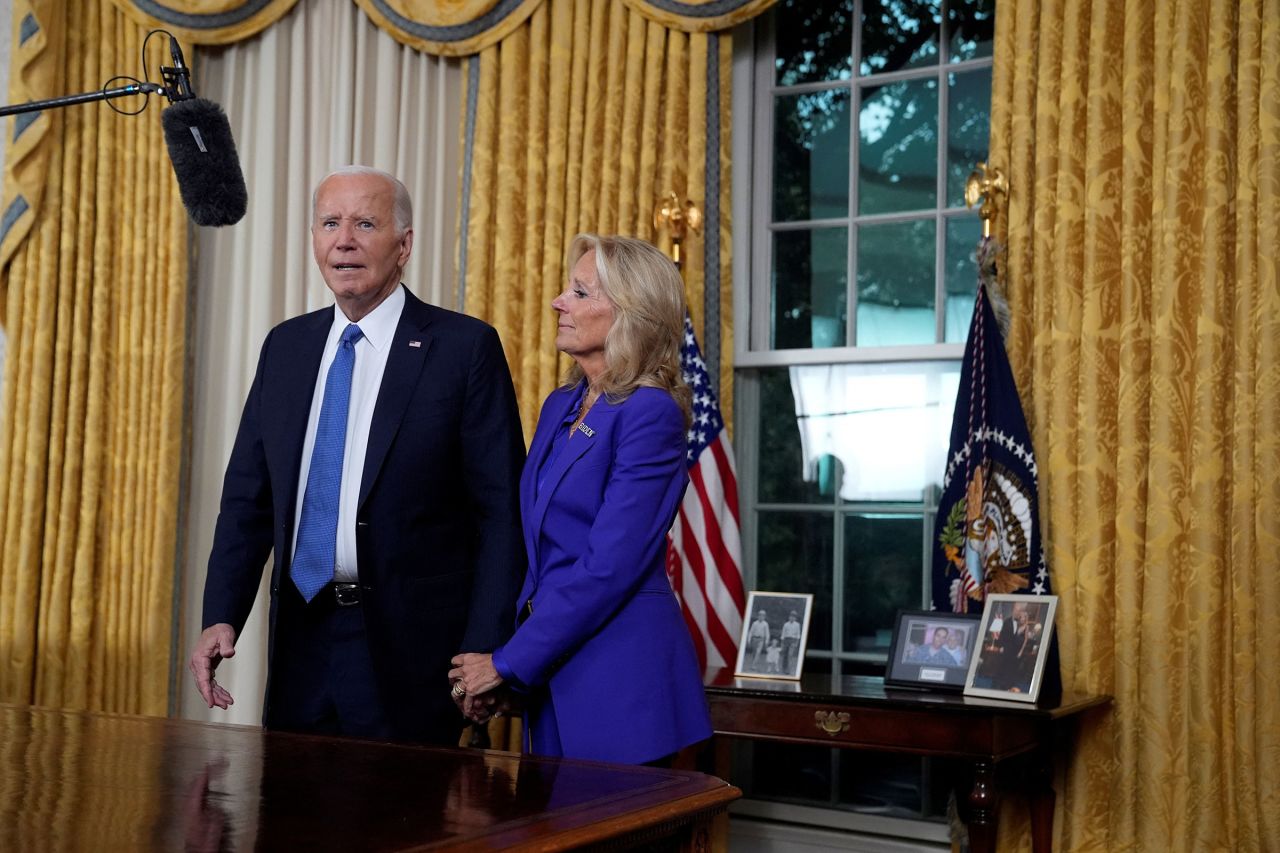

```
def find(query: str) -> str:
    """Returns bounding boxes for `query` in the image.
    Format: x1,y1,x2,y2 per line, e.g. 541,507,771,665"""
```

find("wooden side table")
704,671,1110,853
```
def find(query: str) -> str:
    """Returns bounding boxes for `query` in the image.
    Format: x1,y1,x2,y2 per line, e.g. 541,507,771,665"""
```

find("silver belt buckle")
332,583,361,606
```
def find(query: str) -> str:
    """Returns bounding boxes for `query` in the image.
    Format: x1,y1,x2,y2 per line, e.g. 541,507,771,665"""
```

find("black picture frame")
883,610,982,691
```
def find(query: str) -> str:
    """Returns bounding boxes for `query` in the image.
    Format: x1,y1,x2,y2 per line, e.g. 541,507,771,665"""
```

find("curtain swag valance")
109,0,303,46
107,0,777,52
618,0,777,32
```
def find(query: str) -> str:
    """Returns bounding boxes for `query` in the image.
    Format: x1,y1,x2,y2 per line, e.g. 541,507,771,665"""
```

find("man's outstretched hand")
189,623,237,710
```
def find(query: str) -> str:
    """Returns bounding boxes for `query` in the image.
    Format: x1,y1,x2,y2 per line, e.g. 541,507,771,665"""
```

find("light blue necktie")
292,323,363,602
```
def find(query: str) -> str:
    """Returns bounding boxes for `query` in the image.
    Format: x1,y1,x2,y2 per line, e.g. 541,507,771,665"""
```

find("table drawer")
708,697,1033,756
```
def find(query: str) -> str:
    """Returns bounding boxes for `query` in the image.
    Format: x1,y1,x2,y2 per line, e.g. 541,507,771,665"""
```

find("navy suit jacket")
202,287,525,742
498,383,712,763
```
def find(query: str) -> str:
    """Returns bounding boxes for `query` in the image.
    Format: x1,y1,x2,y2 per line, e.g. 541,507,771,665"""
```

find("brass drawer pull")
815,710,850,736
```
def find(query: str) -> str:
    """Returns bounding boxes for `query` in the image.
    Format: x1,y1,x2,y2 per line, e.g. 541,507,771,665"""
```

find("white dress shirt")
291,285,405,582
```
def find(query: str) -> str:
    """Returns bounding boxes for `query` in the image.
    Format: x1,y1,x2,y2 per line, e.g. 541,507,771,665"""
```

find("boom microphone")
159,38,248,227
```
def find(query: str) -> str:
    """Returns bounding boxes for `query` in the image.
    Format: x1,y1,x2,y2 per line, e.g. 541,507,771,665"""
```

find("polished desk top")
0,704,738,851
705,670,1111,720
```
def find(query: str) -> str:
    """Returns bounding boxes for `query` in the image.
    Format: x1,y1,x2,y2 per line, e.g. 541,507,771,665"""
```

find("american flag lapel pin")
409,340,422,348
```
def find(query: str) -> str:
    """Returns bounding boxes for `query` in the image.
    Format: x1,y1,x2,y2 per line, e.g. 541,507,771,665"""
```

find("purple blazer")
493,383,712,763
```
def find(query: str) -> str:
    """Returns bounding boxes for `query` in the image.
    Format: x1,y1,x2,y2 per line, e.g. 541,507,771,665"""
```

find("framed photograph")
964,594,1059,703
883,610,982,691
734,591,814,680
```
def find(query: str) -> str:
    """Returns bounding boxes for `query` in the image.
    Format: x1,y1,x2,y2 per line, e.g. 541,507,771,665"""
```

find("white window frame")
728,3,995,837
732,3,993,670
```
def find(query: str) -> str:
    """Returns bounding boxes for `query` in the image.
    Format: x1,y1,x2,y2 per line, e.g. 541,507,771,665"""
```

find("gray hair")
312,165,412,233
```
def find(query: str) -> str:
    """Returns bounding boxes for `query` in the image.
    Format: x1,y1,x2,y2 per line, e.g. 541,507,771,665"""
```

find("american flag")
666,314,746,671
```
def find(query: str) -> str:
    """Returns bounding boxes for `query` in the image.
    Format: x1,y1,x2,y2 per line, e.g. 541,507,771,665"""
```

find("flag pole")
941,162,1014,612
652,192,746,674
965,162,1010,334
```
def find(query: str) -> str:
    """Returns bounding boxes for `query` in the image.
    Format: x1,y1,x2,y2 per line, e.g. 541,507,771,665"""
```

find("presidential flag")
667,314,747,672
931,239,1054,616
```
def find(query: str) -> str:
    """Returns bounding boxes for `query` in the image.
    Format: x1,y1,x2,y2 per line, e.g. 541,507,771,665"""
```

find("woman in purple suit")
448,234,711,765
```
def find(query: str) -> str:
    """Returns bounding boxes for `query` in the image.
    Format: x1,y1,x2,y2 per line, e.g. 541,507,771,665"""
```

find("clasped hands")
448,653,518,724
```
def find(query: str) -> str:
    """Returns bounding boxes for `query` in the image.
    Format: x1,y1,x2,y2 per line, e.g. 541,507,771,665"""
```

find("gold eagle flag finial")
964,162,1008,238
653,192,703,271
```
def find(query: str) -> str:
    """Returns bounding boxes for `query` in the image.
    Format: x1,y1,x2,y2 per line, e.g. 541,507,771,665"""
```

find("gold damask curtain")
0,0,187,714
0,0,771,726
990,0,1279,849
458,0,735,441
99,1,762,446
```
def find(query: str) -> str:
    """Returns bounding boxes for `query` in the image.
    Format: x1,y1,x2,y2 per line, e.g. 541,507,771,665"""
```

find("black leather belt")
330,582,362,606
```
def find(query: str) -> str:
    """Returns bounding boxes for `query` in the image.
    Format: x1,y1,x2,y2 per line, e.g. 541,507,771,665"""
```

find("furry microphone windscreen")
161,98,248,227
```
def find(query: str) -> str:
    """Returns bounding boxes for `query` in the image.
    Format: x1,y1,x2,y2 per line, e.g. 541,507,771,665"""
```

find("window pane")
773,362,959,502
858,78,938,215
773,89,851,222
775,0,854,86
860,0,941,75
948,0,995,62
946,68,993,206
758,369,833,505
843,513,925,654
756,511,834,651
855,218,936,345
772,228,849,349
944,216,981,342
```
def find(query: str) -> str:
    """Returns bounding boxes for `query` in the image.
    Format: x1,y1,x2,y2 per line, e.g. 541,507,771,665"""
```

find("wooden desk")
704,671,1109,853
0,703,738,851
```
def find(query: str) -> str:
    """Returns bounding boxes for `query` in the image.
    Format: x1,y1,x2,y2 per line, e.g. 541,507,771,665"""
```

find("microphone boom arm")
0,82,165,117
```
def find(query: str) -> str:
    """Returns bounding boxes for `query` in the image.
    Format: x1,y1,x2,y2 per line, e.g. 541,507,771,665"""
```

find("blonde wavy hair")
562,234,692,427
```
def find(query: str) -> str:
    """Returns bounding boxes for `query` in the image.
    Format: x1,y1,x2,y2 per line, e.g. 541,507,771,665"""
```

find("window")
731,0,994,831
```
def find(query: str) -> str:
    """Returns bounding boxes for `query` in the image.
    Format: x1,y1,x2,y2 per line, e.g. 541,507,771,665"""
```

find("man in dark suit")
188,166,525,745
995,602,1030,691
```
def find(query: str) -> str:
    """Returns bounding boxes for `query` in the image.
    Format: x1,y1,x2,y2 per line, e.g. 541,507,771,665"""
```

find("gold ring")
451,681,466,698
